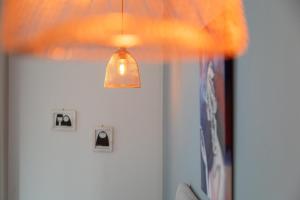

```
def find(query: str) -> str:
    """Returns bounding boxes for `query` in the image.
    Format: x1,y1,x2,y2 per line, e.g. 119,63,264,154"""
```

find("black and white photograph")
52,110,76,131
94,126,113,152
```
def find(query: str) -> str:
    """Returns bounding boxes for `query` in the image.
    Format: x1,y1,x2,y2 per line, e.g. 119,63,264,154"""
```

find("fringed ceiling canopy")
1,0,248,61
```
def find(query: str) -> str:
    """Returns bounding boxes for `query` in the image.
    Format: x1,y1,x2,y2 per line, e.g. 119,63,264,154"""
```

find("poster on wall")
200,57,234,200
52,109,77,131
94,126,113,152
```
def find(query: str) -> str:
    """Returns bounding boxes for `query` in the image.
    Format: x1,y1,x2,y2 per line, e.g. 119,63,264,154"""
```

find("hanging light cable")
104,0,141,88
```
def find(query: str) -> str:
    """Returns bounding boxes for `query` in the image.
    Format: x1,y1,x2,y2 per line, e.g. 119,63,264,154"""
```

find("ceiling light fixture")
104,0,140,88
104,48,141,88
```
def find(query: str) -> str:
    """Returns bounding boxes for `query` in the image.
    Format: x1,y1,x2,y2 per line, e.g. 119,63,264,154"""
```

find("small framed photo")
52,110,76,131
94,126,113,152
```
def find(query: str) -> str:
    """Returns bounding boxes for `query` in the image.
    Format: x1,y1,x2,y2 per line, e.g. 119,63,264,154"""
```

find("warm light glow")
118,61,126,76
104,48,140,88
112,34,141,48
1,0,248,60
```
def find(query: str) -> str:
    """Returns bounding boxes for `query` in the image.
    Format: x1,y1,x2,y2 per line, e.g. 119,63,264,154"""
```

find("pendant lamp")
104,48,141,88
104,0,141,88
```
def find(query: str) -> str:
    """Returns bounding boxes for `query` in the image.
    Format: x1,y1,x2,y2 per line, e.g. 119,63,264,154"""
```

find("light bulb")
104,48,141,88
118,60,126,76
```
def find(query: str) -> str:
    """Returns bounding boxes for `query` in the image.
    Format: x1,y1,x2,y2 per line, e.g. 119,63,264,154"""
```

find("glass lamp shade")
104,48,141,88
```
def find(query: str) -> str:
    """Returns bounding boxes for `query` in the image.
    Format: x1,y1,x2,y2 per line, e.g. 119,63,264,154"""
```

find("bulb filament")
119,63,126,75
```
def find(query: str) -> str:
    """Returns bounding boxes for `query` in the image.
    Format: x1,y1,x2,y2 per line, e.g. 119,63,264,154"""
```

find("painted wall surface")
163,60,202,200
8,56,163,200
235,0,300,200
7,1,300,200
0,55,8,200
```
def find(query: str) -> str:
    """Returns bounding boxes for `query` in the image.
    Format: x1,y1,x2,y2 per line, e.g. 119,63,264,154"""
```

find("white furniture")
175,184,199,200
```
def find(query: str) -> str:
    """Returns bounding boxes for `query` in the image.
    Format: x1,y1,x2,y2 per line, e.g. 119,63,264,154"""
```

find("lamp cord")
121,0,124,35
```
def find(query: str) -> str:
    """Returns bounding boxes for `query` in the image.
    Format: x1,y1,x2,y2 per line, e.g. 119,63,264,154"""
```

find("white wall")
163,60,202,200
8,56,163,200
0,55,8,200
235,0,300,200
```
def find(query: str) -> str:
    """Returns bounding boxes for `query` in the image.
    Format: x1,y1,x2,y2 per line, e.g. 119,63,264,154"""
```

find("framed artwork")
52,109,76,131
94,126,113,152
200,57,234,200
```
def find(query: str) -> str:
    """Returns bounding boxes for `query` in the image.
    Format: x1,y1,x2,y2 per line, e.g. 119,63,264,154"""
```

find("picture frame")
94,126,113,152
52,109,77,131
199,57,234,200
